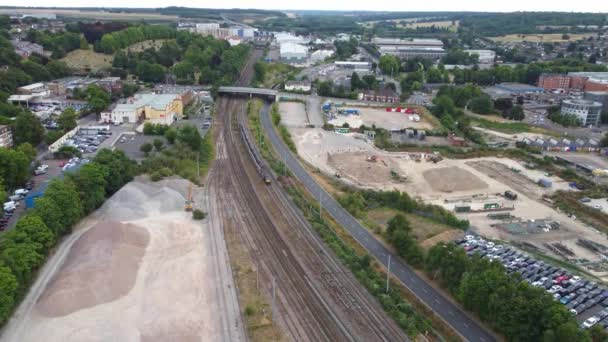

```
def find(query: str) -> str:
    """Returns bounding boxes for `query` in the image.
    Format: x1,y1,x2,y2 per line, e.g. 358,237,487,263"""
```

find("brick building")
359,87,400,103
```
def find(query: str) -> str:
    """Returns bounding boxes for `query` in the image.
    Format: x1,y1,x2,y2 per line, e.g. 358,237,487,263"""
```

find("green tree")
93,149,137,196
16,143,37,160
379,55,400,76
13,111,45,146
14,214,56,255
140,142,153,156
44,179,83,230
469,95,494,114
57,107,78,131
164,127,178,144
153,138,164,151
176,124,203,152
84,85,111,113
68,163,108,214
32,196,64,236
0,264,18,325
0,147,31,189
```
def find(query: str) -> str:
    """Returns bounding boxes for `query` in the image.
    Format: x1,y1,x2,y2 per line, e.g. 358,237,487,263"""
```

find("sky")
3,1,608,13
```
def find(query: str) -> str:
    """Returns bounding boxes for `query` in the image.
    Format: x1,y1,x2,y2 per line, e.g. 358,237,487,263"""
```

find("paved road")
259,104,496,342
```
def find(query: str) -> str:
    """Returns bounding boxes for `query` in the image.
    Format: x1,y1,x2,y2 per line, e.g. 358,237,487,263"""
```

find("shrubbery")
0,149,136,327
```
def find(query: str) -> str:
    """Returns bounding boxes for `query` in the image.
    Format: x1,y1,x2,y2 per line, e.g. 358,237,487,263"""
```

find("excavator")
184,184,193,212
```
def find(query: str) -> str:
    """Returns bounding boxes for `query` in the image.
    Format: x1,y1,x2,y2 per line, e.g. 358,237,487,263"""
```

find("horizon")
1,2,608,13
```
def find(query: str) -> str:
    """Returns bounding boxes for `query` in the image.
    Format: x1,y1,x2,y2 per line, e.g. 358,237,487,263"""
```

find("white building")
280,42,308,62
561,99,603,126
334,61,372,71
373,38,446,60
102,94,182,125
310,49,335,63
275,32,308,45
285,80,312,93
464,49,496,64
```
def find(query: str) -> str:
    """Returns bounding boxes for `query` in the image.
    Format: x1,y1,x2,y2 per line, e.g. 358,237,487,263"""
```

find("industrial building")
310,49,335,63
284,80,312,92
101,94,183,125
464,49,496,64
280,42,308,62
560,98,603,126
493,83,543,95
358,87,400,103
0,125,13,148
373,38,446,60
538,72,608,92
584,91,608,115
334,61,372,71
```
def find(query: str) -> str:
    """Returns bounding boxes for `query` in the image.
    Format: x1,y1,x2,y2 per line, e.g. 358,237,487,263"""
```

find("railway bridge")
218,86,278,102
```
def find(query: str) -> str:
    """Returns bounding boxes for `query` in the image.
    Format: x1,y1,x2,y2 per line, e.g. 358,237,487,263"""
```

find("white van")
14,189,29,196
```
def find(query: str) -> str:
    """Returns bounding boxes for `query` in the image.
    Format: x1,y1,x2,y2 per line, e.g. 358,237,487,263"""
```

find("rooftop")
114,94,179,112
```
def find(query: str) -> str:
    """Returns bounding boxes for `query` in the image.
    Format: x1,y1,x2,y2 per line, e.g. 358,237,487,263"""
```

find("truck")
504,191,518,200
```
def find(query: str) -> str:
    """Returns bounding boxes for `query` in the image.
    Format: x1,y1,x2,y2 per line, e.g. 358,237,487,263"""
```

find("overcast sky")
3,1,608,13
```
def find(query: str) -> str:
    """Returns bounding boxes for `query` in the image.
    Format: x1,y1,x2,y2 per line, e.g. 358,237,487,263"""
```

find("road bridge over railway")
218,86,278,101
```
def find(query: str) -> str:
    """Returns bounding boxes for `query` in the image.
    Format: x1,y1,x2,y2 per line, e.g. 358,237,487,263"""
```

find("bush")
244,305,255,316
143,122,169,135
53,145,81,159
192,209,206,220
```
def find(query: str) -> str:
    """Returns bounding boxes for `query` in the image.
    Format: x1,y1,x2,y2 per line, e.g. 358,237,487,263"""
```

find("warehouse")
464,49,496,64
101,94,183,125
280,42,309,62
334,61,372,71
373,38,446,60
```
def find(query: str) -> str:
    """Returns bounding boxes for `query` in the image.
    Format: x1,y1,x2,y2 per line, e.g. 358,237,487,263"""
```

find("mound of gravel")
36,220,150,317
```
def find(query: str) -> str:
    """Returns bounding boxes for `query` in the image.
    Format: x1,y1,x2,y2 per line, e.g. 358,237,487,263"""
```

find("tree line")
111,30,250,86
96,24,176,54
425,242,602,341
0,149,137,326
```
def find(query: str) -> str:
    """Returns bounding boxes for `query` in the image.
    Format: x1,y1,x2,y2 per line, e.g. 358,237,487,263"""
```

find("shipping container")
455,205,471,213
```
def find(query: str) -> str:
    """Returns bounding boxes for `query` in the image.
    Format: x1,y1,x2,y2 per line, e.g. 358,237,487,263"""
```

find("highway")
259,104,497,342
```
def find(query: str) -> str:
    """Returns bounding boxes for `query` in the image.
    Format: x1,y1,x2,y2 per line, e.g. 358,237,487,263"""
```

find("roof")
113,94,179,112
280,42,308,55
18,83,45,91
8,94,36,101
334,61,371,66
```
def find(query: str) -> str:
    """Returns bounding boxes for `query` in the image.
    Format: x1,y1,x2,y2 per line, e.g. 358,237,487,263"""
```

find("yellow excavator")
184,184,193,212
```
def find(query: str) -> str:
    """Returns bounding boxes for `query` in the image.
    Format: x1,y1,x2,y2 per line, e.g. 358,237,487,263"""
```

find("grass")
124,39,174,52
60,48,112,71
365,207,453,242
471,116,558,136
270,103,297,154
488,33,595,43
256,62,299,88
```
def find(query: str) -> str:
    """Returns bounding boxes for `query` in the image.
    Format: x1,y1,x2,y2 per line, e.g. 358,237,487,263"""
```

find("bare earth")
1,178,245,342
423,166,488,192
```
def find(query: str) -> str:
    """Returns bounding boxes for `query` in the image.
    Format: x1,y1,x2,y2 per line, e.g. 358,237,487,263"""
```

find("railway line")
207,46,408,341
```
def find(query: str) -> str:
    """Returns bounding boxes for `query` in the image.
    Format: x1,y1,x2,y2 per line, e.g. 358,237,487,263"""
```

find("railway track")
207,46,408,341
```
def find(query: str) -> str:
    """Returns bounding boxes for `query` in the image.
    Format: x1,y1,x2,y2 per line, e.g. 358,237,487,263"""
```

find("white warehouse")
280,42,309,62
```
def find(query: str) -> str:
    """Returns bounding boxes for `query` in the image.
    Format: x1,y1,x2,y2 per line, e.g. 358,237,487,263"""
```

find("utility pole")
386,254,391,293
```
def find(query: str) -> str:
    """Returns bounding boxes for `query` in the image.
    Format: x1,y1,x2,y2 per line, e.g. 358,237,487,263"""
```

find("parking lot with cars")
457,235,608,331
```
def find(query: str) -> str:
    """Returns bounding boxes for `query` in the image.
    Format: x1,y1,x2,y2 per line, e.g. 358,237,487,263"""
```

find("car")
465,235,476,241
583,316,600,328
560,295,574,304
580,197,592,203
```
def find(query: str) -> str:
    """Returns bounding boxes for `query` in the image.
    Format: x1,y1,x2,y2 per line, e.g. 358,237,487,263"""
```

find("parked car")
582,316,600,328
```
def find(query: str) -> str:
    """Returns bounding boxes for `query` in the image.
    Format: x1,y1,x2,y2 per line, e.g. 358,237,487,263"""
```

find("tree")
470,95,494,114
378,55,400,76
16,143,36,160
32,196,64,236
68,163,108,214
84,85,111,113
93,149,137,196
510,105,525,121
44,179,83,230
176,124,203,152
0,147,31,189
14,214,56,255
426,67,444,83
140,142,153,156
164,127,178,144
0,264,18,325
153,138,164,151
13,111,44,146
57,107,78,131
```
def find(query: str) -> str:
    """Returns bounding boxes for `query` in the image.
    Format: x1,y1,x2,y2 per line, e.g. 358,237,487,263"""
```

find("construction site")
2,178,245,342
286,119,608,281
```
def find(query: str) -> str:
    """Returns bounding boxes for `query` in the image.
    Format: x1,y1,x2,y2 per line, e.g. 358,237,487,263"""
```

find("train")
239,124,272,185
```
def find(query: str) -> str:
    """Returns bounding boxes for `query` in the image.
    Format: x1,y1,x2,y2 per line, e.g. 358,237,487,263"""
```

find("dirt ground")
291,129,608,279
60,49,112,71
489,33,595,43
278,101,308,127
2,178,245,342
329,107,433,131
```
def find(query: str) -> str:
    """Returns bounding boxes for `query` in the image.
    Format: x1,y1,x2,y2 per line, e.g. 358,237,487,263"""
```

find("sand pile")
36,220,149,317
423,166,488,192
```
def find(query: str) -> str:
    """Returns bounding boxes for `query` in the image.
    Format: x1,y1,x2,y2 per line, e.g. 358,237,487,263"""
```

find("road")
259,104,497,342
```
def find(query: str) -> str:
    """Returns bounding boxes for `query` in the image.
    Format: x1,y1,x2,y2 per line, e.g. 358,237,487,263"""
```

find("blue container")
25,192,44,209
